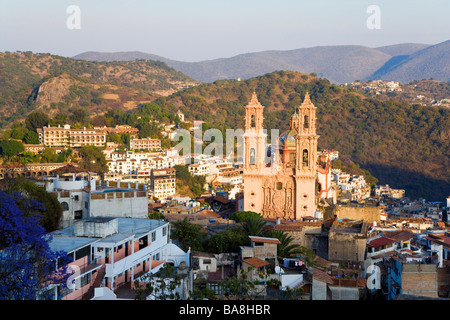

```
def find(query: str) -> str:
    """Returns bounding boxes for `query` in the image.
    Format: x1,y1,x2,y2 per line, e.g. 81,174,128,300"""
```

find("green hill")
153,71,450,201
0,51,198,128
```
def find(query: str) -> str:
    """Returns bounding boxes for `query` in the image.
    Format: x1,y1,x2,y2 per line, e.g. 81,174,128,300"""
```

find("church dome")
279,129,297,149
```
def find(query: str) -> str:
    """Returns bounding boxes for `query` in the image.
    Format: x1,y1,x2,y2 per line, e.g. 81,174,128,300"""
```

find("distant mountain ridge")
73,41,449,84
369,40,450,83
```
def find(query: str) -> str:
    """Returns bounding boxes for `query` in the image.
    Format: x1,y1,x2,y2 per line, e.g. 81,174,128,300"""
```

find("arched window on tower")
304,115,309,129
251,114,256,128
302,149,309,167
250,148,256,165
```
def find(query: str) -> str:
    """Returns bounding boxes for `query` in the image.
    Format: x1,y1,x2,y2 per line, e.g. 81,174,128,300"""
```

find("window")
151,231,156,242
61,201,69,211
74,210,83,220
250,148,256,165
276,182,283,190
289,152,296,164
302,149,309,167
139,236,148,250
250,114,256,128
304,115,309,128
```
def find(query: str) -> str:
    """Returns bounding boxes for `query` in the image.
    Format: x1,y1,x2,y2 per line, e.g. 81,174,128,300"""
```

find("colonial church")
243,91,332,220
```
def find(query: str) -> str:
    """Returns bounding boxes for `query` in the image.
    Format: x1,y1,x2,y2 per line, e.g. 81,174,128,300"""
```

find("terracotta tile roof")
383,230,415,242
314,255,333,269
273,224,303,231
370,250,397,260
310,268,334,285
367,237,396,248
243,257,270,268
195,210,221,219
151,260,165,269
249,236,281,245
212,196,230,204
357,277,367,288
51,163,89,174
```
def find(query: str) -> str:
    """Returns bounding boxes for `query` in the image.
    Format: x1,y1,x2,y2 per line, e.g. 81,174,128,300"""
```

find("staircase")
80,266,106,300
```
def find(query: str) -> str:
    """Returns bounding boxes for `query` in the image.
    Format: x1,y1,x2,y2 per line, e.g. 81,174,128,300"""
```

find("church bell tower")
294,92,319,219
243,91,267,213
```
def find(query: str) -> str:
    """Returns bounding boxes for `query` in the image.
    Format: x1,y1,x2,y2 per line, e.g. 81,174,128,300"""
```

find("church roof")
279,129,297,149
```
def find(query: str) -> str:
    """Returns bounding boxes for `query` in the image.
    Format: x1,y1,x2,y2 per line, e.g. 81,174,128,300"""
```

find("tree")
7,178,63,232
0,191,71,300
171,217,205,251
9,123,28,140
69,108,89,125
0,139,25,160
203,226,249,253
40,147,59,163
139,102,161,119
57,148,73,163
133,264,182,300
220,268,281,300
50,113,68,126
174,165,206,197
242,216,271,237
24,131,40,144
78,146,108,174
270,230,301,261
25,111,49,132
229,211,262,223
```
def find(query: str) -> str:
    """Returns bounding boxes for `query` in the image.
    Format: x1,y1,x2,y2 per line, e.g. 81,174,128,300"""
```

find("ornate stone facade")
243,92,319,220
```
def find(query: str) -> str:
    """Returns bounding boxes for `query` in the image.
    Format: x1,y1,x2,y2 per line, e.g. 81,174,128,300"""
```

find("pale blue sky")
0,0,448,61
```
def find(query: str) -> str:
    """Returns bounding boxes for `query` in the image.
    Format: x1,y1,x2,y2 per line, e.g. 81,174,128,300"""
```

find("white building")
150,168,176,200
105,150,175,183
41,164,149,228
46,217,190,300
187,162,210,176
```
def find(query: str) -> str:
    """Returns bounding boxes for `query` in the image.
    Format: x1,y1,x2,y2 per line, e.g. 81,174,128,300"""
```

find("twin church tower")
243,91,319,220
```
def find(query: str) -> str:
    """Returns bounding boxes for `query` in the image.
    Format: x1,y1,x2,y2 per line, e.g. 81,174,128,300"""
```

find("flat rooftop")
50,218,168,251
49,235,98,253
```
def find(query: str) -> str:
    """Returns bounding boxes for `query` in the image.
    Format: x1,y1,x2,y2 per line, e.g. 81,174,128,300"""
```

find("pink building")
46,217,189,300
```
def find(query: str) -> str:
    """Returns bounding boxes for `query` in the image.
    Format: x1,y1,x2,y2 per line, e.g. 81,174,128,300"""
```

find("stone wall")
402,263,438,297
336,205,381,224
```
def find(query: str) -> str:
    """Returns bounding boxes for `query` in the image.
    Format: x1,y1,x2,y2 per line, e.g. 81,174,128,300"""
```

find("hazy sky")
0,0,449,61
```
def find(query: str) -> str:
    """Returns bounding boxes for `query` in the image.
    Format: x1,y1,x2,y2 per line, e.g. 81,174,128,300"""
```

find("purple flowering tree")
0,191,71,300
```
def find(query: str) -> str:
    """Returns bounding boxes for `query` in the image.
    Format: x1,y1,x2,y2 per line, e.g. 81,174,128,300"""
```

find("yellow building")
37,124,106,148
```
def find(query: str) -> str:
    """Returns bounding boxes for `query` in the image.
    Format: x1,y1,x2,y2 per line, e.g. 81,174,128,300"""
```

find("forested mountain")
0,51,448,201
152,71,449,201
0,51,198,128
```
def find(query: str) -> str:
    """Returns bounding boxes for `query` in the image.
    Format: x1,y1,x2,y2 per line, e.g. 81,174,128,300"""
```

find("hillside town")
1,95,449,301
344,80,450,108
